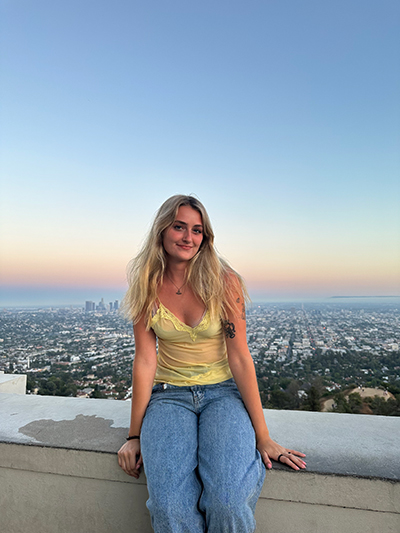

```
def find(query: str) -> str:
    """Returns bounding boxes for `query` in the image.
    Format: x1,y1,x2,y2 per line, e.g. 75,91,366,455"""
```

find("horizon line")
330,295,400,299
2,295,400,310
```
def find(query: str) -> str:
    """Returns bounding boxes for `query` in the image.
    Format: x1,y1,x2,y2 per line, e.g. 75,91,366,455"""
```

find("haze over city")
1,1,399,307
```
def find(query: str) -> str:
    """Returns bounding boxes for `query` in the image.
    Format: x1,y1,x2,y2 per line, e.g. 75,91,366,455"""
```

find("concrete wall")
0,373,26,394
1,442,399,533
0,392,399,533
0,443,151,533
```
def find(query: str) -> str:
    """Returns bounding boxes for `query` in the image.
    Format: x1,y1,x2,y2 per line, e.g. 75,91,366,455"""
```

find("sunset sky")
1,1,399,306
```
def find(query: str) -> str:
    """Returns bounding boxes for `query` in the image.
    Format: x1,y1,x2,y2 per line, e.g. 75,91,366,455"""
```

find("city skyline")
2,302,399,412
1,1,399,306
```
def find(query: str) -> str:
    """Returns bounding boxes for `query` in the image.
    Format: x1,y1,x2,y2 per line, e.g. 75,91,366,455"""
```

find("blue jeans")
141,378,266,533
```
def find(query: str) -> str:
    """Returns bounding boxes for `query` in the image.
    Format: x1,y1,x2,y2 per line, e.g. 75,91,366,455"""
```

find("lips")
177,244,192,250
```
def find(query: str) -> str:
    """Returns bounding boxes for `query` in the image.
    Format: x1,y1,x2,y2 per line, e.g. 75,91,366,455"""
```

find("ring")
277,454,284,463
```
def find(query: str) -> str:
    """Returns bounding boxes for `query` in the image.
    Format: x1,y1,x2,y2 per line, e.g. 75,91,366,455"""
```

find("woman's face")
163,205,204,263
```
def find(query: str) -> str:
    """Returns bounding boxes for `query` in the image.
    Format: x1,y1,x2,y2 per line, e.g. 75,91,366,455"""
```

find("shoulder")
135,309,157,340
220,268,247,326
222,266,242,292
222,267,248,307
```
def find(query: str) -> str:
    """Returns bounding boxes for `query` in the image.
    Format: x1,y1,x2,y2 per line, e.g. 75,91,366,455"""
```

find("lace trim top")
150,302,232,386
151,302,210,342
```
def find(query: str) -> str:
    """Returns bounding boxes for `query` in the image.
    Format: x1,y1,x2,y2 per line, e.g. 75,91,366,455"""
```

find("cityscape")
1,3,398,529
1,298,399,416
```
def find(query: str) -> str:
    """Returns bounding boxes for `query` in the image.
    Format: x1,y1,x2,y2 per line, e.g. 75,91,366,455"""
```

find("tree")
331,392,350,413
286,380,301,409
303,386,321,411
348,393,362,414
269,389,291,410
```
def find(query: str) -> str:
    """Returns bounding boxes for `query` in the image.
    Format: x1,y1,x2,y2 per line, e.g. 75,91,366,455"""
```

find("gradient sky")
1,0,399,305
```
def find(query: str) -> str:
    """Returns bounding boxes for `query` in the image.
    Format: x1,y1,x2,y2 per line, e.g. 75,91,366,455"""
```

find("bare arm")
117,315,158,478
224,276,306,471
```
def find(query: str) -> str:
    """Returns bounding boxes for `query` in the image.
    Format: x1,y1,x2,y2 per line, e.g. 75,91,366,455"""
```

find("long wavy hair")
121,194,249,327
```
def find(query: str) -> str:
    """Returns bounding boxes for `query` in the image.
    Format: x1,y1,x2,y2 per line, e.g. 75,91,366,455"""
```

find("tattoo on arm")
223,320,236,339
235,296,246,320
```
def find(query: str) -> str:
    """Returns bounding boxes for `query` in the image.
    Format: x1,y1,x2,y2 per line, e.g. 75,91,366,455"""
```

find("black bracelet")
126,435,140,441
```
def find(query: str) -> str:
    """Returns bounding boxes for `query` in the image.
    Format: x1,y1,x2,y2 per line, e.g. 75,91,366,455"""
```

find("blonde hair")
121,194,249,327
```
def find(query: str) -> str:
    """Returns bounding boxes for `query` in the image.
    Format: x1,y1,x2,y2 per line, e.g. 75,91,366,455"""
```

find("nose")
182,228,192,243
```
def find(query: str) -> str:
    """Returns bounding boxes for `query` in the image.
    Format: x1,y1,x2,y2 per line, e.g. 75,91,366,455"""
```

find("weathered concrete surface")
0,392,130,452
0,392,399,479
1,443,399,533
0,374,26,394
266,408,400,480
0,444,152,533
256,498,400,533
1,393,399,533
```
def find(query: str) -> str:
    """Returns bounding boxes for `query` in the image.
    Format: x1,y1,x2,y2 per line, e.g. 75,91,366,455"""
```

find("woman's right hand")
118,439,143,479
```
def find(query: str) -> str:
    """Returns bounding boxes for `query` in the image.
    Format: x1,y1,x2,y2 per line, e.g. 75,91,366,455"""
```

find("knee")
205,484,245,512
148,496,186,523
147,489,203,529
201,485,256,530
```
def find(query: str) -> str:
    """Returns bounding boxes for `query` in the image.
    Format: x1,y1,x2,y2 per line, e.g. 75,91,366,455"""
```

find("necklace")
167,273,186,295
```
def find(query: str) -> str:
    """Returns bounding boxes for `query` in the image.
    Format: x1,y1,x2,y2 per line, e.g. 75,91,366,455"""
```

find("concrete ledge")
0,373,26,394
1,392,399,479
0,393,399,533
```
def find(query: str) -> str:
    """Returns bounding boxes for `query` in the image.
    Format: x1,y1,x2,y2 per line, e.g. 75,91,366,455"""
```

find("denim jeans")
140,378,266,533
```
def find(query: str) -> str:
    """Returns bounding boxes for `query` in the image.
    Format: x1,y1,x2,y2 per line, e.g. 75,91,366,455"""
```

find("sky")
1,0,399,306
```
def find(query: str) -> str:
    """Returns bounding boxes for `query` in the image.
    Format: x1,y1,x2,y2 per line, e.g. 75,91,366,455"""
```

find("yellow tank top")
150,302,233,386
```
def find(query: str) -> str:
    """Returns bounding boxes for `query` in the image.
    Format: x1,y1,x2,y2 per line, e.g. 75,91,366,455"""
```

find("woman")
118,195,306,533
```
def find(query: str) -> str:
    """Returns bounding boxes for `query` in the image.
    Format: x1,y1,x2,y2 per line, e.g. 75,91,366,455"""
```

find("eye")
193,229,203,235
173,224,183,230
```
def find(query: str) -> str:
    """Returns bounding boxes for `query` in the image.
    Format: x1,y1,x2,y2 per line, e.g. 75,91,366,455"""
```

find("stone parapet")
0,392,399,533
0,373,26,395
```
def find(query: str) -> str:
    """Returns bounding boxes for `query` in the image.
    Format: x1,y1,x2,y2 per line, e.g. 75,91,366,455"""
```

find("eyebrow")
174,219,203,228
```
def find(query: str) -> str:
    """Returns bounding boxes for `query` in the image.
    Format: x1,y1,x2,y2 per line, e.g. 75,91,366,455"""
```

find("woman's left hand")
257,437,306,471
